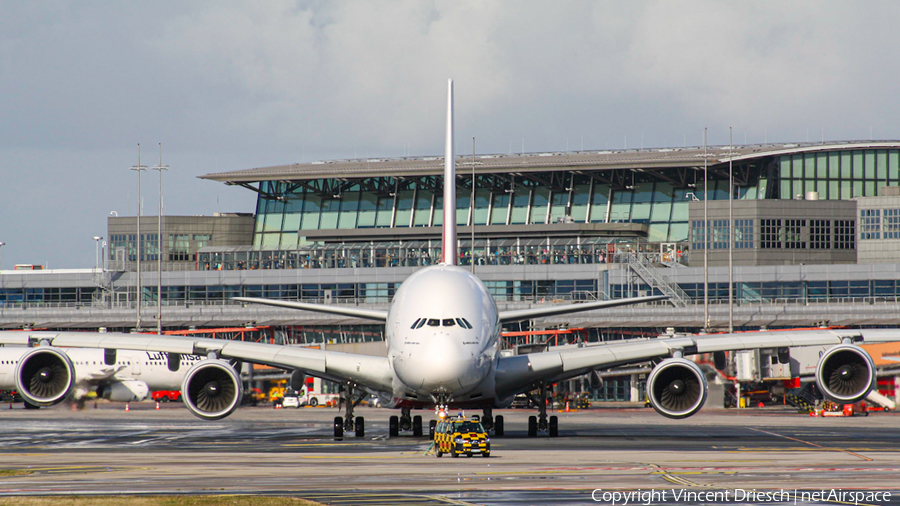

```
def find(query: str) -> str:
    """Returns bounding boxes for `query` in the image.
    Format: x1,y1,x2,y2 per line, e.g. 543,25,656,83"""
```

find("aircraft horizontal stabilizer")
497,295,668,323
234,297,388,322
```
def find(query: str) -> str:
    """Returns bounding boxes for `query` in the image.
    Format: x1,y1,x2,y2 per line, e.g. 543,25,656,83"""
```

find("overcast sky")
2,1,899,269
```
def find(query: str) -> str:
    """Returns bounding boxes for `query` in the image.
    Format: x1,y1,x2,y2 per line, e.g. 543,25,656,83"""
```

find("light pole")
93,236,103,270
0,241,5,271
471,136,476,274
131,144,147,330
151,143,168,335
703,128,709,332
728,127,734,334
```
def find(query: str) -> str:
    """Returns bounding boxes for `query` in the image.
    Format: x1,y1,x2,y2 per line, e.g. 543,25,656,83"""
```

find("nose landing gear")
389,407,422,437
481,407,504,436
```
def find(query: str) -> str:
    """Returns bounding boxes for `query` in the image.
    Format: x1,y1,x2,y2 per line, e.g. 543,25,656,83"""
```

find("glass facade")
250,149,899,250
250,176,739,248
777,149,900,200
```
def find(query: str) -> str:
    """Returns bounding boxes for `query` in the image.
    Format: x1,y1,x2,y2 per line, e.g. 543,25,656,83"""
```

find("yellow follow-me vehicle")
434,415,490,458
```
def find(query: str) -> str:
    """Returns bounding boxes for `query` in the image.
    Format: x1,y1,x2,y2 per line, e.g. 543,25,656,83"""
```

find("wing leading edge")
0,331,393,392
498,294,668,323
234,297,388,322
493,327,900,399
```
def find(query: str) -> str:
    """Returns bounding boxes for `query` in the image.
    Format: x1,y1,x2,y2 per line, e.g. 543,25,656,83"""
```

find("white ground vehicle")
301,377,340,407
281,394,300,408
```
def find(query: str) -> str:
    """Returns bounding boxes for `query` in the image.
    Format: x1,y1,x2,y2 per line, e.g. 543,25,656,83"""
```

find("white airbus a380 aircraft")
0,80,897,439
0,346,202,405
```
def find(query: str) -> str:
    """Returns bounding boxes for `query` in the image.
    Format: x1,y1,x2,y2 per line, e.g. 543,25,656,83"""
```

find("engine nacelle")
14,347,76,407
815,344,876,403
181,360,243,420
97,380,150,402
647,358,708,419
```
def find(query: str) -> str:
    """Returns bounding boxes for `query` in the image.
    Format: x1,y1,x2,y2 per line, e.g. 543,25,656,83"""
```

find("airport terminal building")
4,141,900,339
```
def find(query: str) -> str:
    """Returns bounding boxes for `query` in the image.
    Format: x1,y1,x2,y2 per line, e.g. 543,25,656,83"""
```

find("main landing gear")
525,383,557,437
334,382,367,439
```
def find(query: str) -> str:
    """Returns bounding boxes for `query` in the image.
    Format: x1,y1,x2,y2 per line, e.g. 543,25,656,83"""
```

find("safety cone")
758,402,764,408
565,401,570,412
125,403,130,412
8,402,12,410
93,401,98,409
155,401,160,410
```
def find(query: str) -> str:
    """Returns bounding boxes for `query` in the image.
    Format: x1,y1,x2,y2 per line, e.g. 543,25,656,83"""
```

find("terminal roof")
199,141,900,184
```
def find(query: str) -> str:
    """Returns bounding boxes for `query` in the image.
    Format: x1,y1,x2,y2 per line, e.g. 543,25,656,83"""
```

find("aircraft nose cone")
394,333,484,395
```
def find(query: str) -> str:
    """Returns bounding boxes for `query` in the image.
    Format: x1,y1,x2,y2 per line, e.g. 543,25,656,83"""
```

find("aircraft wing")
498,295,668,323
234,297,388,322
0,331,393,393
493,327,900,399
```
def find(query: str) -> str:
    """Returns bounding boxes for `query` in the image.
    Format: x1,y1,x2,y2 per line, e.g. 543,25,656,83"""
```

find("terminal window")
760,219,783,249
884,209,900,239
734,219,754,249
784,219,806,249
860,209,882,240
690,220,707,250
809,220,831,249
710,219,729,249
834,220,856,249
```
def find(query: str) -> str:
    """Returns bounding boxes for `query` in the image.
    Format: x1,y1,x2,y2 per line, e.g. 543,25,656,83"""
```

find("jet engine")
815,344,876,403
97,380,150,402
181,360,243,420
14,347,75,407
646,358,708,419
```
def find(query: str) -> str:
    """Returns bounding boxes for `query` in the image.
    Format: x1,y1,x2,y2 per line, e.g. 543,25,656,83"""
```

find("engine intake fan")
14,347,75,406
815,344,875,403
647,358,708,419
181,360,243,420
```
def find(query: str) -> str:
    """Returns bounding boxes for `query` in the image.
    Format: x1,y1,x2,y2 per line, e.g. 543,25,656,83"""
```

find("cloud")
3,1,900,266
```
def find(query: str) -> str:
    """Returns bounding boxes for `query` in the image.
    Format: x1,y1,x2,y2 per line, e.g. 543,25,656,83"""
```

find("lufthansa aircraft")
0,80,897,439
0,346,201,404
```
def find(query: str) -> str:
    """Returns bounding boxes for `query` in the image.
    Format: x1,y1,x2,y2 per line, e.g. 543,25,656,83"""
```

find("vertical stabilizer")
442,79,457,265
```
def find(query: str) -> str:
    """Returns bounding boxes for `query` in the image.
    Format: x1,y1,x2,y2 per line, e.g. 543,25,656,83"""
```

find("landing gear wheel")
494,415,504,436
549,415,558,437
355,416,365,437
333,416,343,438
412,415,423,437
429,419,437,440
389,416,399,438
528,415,538,437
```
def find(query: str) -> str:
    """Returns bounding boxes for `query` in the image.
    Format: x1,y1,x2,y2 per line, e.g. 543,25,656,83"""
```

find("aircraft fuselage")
386,264,499,407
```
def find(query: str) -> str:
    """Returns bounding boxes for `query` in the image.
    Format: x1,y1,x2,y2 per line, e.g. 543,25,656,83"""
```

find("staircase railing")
625,252,690,307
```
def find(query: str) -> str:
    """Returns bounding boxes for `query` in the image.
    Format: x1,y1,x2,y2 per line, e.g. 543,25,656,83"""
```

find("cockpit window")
412,317,472,330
